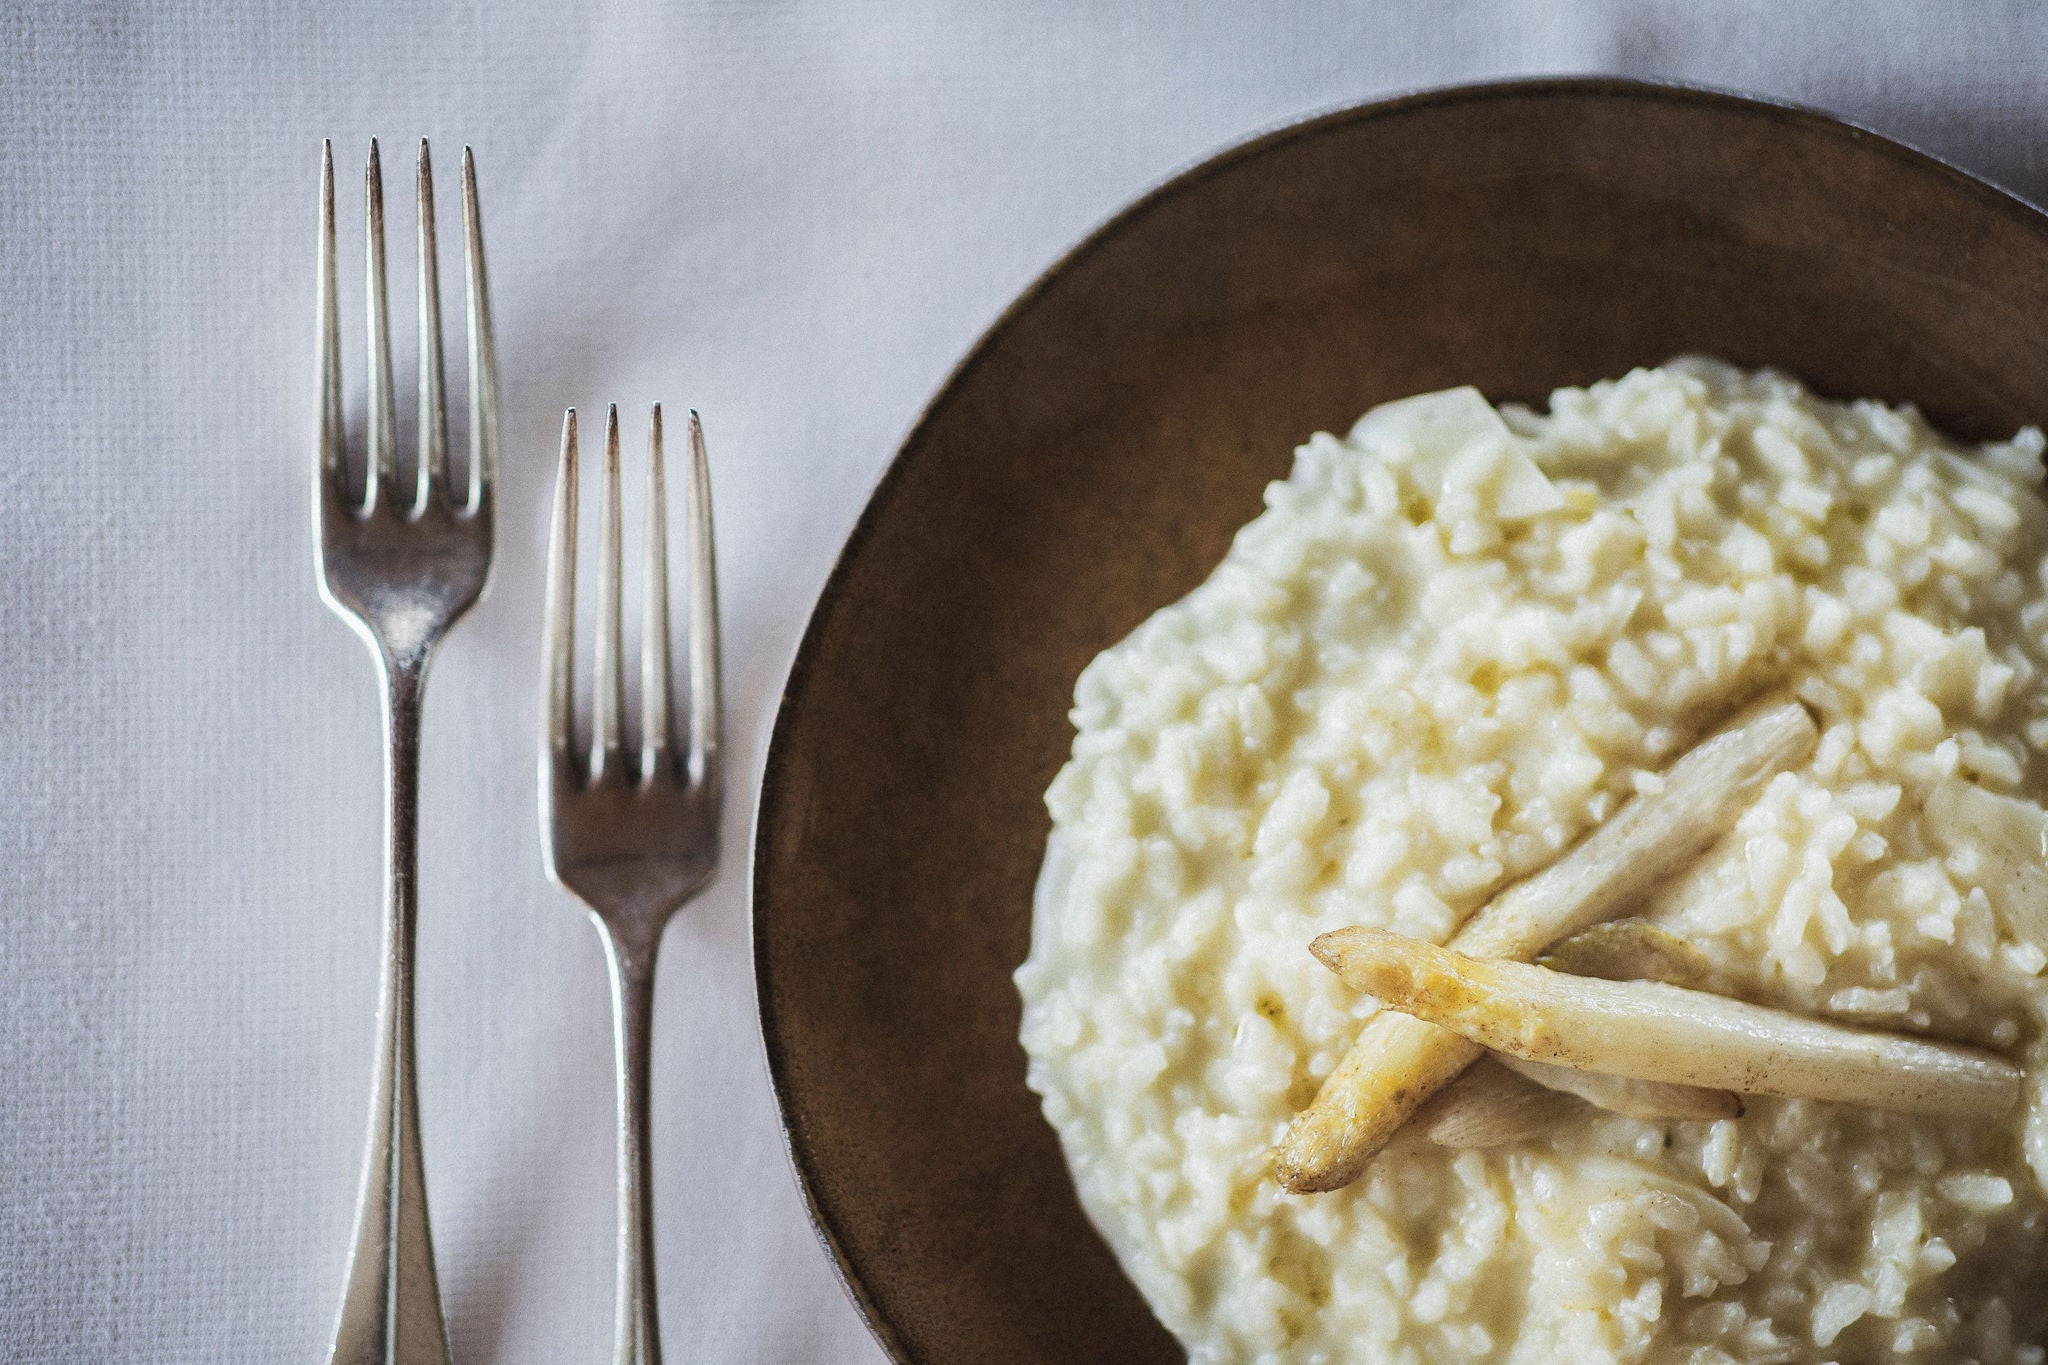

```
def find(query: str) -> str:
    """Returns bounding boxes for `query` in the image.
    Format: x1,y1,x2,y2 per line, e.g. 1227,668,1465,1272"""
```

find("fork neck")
379,642,430,701
600,920,663,1365
596,910,666,976
375,616,442,681
376,644,428,953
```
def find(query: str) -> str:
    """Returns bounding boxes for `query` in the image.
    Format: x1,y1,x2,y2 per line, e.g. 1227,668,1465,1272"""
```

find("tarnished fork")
314,138,497,1365
540,404,721,1365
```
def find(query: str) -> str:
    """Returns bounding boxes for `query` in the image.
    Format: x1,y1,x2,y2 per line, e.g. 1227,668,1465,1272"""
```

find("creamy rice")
1015,360,2048,1363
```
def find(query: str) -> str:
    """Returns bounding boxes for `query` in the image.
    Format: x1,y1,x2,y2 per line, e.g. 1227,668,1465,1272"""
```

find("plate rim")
747,73,2048,1362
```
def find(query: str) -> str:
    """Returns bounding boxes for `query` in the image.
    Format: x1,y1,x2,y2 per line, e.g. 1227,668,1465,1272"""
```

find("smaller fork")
541,403,722,1365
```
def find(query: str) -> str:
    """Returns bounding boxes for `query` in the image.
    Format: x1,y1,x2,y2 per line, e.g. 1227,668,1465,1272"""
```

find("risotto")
1014,360,2048,1363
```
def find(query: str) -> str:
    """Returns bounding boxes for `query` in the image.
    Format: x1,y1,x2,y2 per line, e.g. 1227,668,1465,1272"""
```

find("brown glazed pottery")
752,78,2048,1362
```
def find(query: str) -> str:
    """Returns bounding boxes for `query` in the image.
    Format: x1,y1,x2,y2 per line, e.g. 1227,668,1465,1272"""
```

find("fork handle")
601,924,663,1365
329,656,452,1365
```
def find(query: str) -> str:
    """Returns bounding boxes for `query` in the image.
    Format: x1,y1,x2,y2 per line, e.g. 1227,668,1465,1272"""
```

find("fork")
314,137,496,1365
540,403,721,1365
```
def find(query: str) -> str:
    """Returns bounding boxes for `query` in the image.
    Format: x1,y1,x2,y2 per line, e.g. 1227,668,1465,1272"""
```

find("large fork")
314,138,496,1365
541,404,721,1365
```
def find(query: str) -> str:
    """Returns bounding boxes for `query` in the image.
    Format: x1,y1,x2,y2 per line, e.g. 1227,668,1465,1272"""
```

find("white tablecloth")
6,3,2048,1360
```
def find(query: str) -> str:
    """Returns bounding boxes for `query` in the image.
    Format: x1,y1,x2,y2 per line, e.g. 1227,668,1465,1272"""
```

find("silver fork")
314,137,496,1365
540,403,721,1365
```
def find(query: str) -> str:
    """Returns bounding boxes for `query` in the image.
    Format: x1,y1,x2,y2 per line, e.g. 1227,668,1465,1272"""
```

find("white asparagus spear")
1275,698,1818,1192
1518,920,1741,1120
1496,1055,1742,1121
1408,1053,1740,1142
1539,918,1716,988
1400,1059,1580,1149
1313,928,2021,1117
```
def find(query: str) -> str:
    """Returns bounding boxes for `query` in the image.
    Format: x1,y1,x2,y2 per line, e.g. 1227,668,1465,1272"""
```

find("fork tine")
461,146,496,519
316,140,346,508
683,410,721,793
364,139,396,515
641,405,672,780
545,410,580,766
591,405,627,781
415,140,446,513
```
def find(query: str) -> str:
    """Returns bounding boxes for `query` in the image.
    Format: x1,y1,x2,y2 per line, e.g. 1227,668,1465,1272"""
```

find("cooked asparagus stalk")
1539,918,1716,988
1275,698,1819,1193
1496,1055,1742,1121
1518,920,1741,1120
1402,1059,1579,1149
1313,928,2021,1117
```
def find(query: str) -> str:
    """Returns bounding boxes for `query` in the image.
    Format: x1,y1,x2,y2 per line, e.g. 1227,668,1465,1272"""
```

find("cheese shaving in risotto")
1015,359,2048,1363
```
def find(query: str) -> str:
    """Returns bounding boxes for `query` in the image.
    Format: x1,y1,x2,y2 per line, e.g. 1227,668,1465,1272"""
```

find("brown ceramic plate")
752,77,2048,1362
